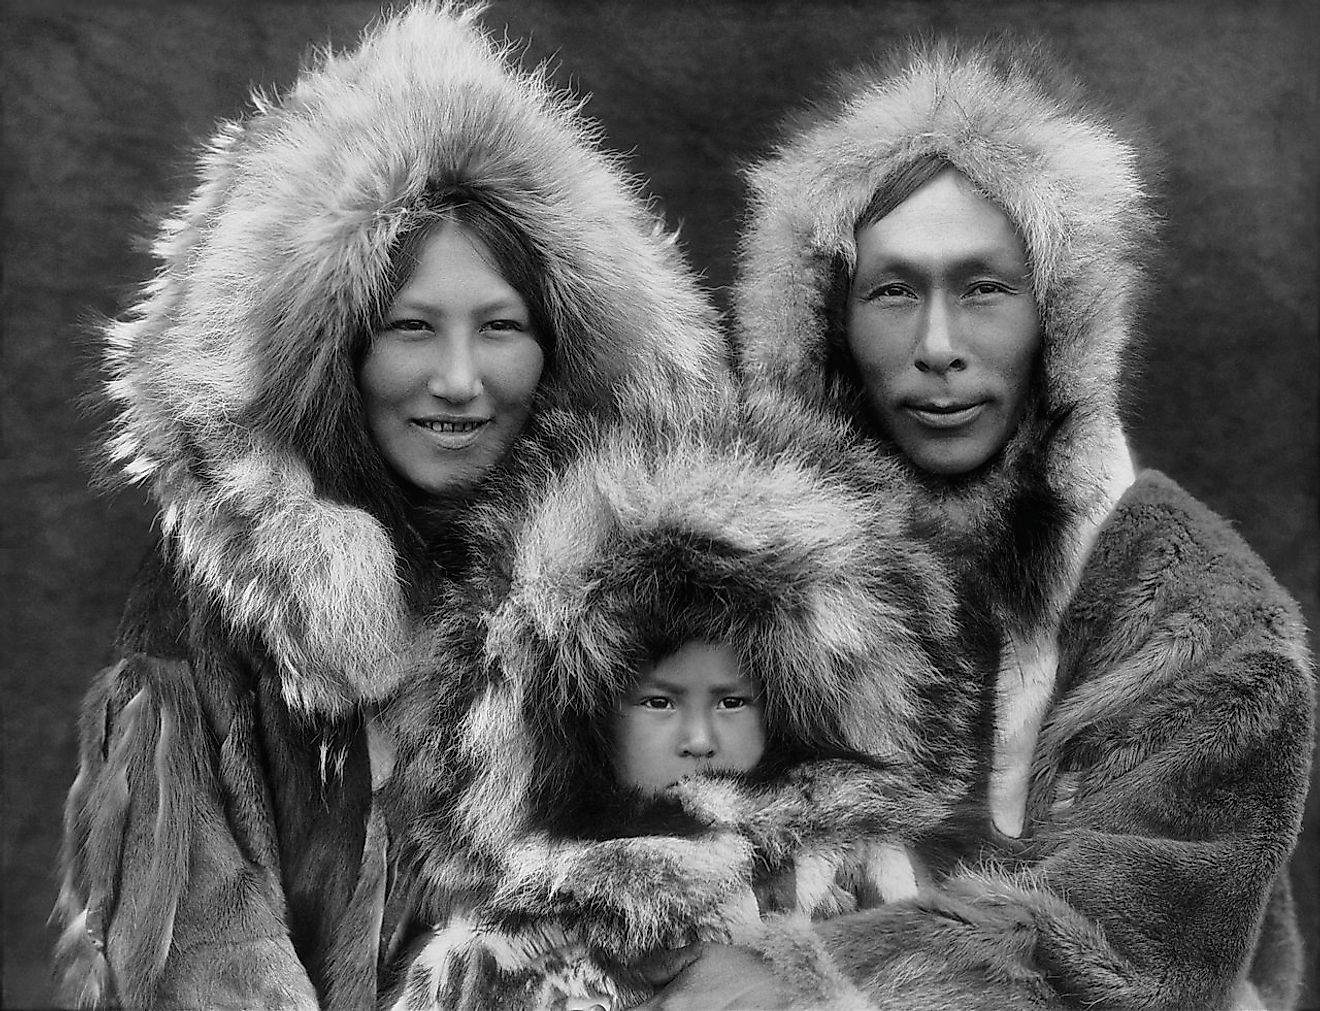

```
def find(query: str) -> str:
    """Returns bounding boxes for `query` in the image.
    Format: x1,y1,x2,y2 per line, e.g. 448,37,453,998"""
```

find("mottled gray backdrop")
4,1,1316,1007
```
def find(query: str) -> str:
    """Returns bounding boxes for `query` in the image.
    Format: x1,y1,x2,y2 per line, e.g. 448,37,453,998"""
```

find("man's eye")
866,283,913,300
967,282,1010,297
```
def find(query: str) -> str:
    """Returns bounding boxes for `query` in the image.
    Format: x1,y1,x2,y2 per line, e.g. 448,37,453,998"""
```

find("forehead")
642,640,750,689
393,221,523,303
854,167,1028,272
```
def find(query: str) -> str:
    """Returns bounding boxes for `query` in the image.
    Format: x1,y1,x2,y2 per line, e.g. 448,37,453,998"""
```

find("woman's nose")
914,297,966,374
678,711,716,759
426,333,482,401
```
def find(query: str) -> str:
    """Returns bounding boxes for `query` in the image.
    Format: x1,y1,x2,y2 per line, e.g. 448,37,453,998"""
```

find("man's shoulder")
1075,468,1304,636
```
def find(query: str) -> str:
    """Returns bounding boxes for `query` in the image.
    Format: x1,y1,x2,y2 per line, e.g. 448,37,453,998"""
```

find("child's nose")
678,711,716,758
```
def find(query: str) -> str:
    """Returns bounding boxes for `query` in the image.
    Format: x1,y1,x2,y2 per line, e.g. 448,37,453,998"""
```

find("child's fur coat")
732,36,1315,1011
377,397,983,1010
52,5,730,1008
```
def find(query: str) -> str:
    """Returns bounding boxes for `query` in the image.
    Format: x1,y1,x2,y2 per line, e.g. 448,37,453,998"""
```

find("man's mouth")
903,400,987,429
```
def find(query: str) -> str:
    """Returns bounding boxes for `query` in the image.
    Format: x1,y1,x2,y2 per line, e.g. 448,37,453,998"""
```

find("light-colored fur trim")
101,1,726,717
737,39,1151,429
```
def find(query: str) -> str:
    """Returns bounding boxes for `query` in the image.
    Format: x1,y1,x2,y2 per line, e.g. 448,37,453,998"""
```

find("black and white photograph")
4,1,1316,1008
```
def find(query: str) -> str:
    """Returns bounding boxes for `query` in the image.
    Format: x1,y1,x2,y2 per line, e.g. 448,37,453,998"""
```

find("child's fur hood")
734,37,1154,633
99,1,727,718
380,396,982,980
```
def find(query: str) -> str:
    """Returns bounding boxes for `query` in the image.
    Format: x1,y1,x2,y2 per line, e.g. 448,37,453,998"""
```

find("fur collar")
381,397,982,910
99,2,728,717
733,37,1153,640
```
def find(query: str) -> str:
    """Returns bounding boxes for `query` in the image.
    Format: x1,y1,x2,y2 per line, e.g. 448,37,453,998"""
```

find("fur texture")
732,35,1315,1010
56,4,730,1007
376,399,983,1009
97,0,727,720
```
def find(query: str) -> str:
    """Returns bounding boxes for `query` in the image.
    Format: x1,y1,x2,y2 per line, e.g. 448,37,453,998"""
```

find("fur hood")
98,1,728,718
734,37,1154,635
380,397,981,970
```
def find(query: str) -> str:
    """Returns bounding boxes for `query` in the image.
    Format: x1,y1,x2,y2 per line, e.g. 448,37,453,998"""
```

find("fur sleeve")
799,479,1317,1011
53,653,318,1010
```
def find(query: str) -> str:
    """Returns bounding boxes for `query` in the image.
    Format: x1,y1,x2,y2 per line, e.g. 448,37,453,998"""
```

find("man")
641,37,1314,1011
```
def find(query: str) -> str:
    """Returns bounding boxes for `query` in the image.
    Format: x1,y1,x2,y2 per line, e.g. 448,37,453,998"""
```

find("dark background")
3,1,1316,1007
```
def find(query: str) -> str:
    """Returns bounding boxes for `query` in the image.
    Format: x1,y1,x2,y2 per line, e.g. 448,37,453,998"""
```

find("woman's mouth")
903,401,987,429
412,417,490,448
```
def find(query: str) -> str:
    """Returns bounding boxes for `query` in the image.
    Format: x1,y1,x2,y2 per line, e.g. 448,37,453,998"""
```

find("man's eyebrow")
855,248,1029,278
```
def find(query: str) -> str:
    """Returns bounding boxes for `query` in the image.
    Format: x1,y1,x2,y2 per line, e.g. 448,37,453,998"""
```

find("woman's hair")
316,187,559,569
377,188,558,362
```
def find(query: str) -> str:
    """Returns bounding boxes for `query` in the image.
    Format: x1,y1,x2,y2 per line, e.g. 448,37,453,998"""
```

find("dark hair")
303,187,559,584
379,188,558,363
822,152,952,404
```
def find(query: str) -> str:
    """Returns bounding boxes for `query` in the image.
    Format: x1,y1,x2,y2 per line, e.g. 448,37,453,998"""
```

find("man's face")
611,641,764,794
846,168,1040,476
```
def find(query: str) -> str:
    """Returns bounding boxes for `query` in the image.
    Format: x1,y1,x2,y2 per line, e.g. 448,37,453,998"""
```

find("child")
377,403,983,1010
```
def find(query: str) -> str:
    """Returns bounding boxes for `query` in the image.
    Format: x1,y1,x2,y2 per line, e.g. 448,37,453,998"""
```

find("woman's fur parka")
54,5,730,1009
733,37,1315,1011
377,395,983,1010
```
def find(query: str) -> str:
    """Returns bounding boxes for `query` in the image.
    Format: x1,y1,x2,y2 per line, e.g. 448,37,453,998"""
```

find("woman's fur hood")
735,37,1155,633
380,397,981,969
98,2,728,717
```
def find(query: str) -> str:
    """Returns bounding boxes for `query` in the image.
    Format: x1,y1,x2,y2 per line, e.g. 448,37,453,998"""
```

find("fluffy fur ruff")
731,36,1315,1010
97,1,728,719
734,36,1151,635
376,399,983,1009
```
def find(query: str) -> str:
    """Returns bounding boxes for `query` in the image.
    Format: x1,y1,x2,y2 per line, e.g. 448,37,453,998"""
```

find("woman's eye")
967,281,1010,298
381,318,431,334
483,318,528,333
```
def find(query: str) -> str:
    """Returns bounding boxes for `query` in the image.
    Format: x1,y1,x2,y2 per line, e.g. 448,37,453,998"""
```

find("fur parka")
53,4,729,1008
375,394,984,1010
732,37,1315,1011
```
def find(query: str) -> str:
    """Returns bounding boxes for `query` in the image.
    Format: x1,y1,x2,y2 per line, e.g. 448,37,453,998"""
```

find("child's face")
611,640,765,794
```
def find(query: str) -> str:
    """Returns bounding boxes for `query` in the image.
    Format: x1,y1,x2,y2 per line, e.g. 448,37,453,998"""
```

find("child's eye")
718,696,752,710
638,696,674,711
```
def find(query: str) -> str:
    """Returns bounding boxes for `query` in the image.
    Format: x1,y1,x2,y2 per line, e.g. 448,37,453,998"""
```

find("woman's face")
846,168,1040,476
359,221,545,497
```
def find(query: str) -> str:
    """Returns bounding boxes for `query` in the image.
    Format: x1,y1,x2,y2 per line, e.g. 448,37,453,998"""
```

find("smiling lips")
903,399,987,429
412,417,490,449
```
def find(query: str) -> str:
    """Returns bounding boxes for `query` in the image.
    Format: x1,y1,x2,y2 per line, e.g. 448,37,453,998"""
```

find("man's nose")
426,332,482,401
914,297,966,374
678,711,716,759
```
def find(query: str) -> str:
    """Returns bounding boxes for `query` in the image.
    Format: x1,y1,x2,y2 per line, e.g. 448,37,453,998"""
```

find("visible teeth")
418,420,484,432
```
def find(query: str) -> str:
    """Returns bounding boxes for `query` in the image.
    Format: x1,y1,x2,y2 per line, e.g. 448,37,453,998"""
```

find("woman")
646,37,1314,1011
52,4,727,1009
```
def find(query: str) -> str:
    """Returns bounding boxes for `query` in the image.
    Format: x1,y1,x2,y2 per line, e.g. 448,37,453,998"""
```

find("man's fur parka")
54,4,729,1009
376,396,983,1010
733,38,1315,1011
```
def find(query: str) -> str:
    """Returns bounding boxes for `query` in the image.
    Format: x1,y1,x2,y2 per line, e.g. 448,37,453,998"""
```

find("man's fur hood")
99,1,728,718
378,397,982,1001
735,37,1154,633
